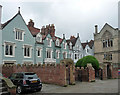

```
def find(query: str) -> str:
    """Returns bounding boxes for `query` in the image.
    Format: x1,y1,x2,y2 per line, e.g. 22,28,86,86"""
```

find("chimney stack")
77,33,79,38
63,34,65,39
0,5,2,29
95,25,98,34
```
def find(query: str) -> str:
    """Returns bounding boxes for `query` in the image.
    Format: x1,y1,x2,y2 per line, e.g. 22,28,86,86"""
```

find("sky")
0,0,119,42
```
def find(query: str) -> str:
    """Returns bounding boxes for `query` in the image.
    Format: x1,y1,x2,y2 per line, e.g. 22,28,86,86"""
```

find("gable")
95,23,118,40
2,13,34,45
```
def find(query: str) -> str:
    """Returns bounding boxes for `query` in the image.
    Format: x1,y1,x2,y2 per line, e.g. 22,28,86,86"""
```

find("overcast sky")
0,0,119,42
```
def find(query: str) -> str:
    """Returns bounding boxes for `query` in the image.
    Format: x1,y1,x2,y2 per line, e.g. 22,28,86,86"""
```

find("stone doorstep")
0,91,10,95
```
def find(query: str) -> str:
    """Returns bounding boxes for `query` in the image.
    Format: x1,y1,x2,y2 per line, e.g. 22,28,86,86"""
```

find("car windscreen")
24,73,38,79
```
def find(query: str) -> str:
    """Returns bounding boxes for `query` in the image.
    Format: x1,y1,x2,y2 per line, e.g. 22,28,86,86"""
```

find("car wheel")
17,86,23,94
36,88,42,92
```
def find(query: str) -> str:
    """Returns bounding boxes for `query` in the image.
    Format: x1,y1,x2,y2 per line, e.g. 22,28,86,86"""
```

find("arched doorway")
60,59,75,85
107,64,111,79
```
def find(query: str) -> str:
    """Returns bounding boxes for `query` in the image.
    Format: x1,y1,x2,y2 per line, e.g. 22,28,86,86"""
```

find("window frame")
37,48,42,57
23,45,32,58
14,28,24,41
4,42,15,57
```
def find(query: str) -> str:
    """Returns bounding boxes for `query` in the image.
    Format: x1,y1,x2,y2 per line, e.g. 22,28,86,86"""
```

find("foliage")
75,55,99,69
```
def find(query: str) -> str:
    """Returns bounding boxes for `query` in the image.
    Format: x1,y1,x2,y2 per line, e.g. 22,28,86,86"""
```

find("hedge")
75,55,99,69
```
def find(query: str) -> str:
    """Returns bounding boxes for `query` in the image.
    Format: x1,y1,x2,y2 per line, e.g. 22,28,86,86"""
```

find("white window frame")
46,50,52,58
63,51,67,59
70,42,72,49
14,28,24,41
37,48,42,57
63,42,66,49
4,42,15,57
47,38,52,47
23,45,32,58
36,34,42,42
56,50,60,59
56,39,60,46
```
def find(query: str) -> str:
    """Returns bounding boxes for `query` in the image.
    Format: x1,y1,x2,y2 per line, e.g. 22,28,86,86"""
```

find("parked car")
9,72,42,94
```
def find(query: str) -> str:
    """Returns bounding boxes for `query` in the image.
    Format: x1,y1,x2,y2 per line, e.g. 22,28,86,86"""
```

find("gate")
77,68,89,82
107,65,111,79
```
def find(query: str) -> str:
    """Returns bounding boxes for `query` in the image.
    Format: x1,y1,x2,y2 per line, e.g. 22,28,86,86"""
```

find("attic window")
70,42,72,49
15,28,24,41
63,42,66,49
56,39,60,46
37,36,42,42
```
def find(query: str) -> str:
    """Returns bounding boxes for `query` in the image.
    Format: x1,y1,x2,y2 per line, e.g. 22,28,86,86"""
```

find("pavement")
18,79,119,94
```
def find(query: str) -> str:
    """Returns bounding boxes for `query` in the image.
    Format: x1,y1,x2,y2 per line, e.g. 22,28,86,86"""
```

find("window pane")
24,47,26,56
18,32,20,40
20,32,22,40
10,45,13,55
16,31,18,39
38,50,40,56
27,48,30,57
5,45,9,55
111,40,113,47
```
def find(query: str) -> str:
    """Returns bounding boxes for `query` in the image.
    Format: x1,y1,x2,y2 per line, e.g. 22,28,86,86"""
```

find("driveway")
18,79,119,94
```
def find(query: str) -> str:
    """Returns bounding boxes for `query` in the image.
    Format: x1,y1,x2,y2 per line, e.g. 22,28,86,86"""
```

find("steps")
0,79,10,95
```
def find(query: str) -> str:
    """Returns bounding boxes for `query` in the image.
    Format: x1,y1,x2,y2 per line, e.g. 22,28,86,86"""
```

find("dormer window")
63,42,66,49
14,28,24,41
56,39,60,46
36,33,42,42
47,38,51,47
70,42,72,49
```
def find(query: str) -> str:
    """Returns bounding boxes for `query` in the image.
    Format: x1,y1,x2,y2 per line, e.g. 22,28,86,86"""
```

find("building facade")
0,7,94,65
94,23,120,65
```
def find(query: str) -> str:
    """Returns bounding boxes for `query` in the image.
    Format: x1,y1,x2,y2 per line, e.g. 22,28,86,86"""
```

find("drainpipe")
34,37,36,64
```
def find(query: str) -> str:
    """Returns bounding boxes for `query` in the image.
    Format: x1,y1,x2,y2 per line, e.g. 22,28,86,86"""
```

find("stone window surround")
46,48,53,58
56,50,60,59
23,44,32,58
3,60,16,64
37,48,42,57
56,39,60,46
47,38,52,47
102,39,113,48
4,41,16,57
103,53,112,60
14,28,25,41
62,51,67,59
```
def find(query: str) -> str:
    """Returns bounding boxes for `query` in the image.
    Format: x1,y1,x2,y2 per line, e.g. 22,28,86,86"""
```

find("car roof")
14,72,35,74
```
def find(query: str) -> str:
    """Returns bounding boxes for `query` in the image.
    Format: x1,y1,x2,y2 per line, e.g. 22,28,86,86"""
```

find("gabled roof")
98,23,116,34
81,40,94,49
27,25,40,37
2,12,21,29
66,37,77,47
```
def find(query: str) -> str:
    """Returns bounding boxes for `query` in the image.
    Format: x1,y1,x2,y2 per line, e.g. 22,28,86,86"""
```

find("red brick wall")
75,65,95,82
111,67,118,79
2,64,66,86
87,65,95,82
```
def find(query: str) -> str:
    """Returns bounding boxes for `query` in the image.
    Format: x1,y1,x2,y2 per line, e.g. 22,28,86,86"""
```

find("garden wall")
2,64,66,86
75,64,95,82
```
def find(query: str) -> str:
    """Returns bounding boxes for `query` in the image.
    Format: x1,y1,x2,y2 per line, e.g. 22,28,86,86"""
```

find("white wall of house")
83,45,94,57
73,37,83,63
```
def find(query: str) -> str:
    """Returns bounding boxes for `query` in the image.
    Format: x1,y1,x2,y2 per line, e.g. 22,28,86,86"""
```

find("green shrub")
75,55,99,69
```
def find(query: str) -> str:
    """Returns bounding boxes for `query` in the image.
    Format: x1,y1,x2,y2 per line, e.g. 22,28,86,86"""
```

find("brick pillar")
87,64,95,82
69,65,75,85
102,64,107,80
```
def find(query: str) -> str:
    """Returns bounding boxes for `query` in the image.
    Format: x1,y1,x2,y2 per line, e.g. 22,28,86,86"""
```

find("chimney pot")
77,33,79,37
0,5,2,29
63,34,65,39
95,25,98,34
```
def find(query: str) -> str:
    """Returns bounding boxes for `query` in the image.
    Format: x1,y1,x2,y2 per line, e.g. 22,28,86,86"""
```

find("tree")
75,55,99,69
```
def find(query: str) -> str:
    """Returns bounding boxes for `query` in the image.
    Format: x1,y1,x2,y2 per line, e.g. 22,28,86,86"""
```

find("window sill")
5,55,14,57
24,56,31,58
15,39,24,42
